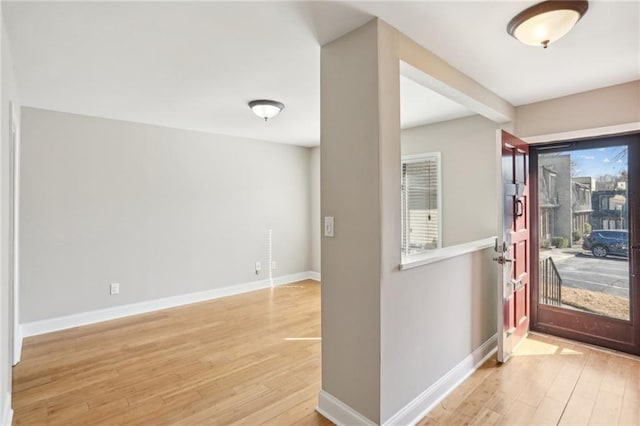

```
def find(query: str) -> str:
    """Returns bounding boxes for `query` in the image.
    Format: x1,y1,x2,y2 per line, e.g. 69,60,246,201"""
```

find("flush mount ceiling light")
248,99,284,121
507,0,589,49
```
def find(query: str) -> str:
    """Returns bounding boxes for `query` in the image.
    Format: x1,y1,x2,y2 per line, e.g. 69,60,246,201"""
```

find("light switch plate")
324,216,334,237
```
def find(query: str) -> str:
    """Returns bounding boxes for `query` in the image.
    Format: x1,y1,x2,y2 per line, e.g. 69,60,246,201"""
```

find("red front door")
497,131,530,362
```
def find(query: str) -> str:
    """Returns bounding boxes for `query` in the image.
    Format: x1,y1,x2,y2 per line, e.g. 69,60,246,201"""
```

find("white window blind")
401,154,441,257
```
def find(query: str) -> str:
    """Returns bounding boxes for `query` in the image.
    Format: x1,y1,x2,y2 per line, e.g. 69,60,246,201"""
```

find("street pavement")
546,248,629,298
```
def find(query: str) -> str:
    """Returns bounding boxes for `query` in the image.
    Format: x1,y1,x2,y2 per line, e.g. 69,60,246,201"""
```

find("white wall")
1,7,20,423
19,107,311,323
320,20,382,423
515,80,640,138
309,146,320,273
402,115,499,247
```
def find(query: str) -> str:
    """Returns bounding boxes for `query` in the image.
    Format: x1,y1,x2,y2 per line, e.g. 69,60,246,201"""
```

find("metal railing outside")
540,255,562,306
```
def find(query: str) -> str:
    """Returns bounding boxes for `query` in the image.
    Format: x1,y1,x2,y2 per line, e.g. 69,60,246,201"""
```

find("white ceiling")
4,1,639,147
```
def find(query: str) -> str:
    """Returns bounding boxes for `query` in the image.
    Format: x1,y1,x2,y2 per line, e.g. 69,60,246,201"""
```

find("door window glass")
537,146,630,320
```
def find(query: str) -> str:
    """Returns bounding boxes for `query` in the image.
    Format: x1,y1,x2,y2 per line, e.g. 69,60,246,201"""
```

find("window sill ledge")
400,236,497,270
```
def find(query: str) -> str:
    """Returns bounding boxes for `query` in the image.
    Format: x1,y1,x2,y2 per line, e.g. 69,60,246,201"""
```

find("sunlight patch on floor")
513,337,584,357
513,338,560,356
560,347,583,355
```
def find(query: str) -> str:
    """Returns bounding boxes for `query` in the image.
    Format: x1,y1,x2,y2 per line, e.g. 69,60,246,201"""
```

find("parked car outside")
582,230,629,258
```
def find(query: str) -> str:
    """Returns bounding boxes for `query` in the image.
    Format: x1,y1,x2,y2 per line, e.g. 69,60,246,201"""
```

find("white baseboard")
21,271,318,338
13,326,22,365
308,271,321,281
382,334,497,426
1,392,12,426
272,271,317,286
316,390,377,426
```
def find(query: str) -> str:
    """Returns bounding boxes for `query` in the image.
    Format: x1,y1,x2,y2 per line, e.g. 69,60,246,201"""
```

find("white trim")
308,271,321,281
10,102,21,365
495,129,508,364
271,271,317,286
20,271,318,337
400,237,496,270
382,334,497,426
268,229,273,287
14,327,23,365
522,122,640,144
1,393,12,426
316,390,377,426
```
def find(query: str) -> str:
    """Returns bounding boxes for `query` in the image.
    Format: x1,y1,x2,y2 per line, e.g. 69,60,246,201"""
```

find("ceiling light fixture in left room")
248,99,284,121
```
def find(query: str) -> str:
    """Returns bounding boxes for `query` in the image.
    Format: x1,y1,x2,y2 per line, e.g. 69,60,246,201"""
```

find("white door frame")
10,102,21,365
495,129,517,362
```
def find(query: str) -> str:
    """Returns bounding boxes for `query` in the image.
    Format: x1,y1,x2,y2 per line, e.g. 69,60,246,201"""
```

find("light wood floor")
418,333,640,426
12,279,331,425
14,281,640,426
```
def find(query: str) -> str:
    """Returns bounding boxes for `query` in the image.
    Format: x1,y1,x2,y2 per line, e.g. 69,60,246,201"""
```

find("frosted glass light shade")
508,1,588,48
249,100,284,121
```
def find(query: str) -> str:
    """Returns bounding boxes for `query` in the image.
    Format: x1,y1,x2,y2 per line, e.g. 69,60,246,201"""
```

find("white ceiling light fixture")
248,99,284,122
507,0,589,49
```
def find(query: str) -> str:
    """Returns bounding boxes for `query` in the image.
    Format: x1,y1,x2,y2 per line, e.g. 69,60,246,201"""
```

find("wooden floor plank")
528,396,566,425
619,392,640,426
588,389,623,425
558,394,595,425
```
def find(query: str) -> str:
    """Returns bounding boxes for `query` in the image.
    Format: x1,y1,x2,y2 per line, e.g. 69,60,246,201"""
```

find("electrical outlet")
110,282,120,295
255,261,261,274
271,261,277,270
